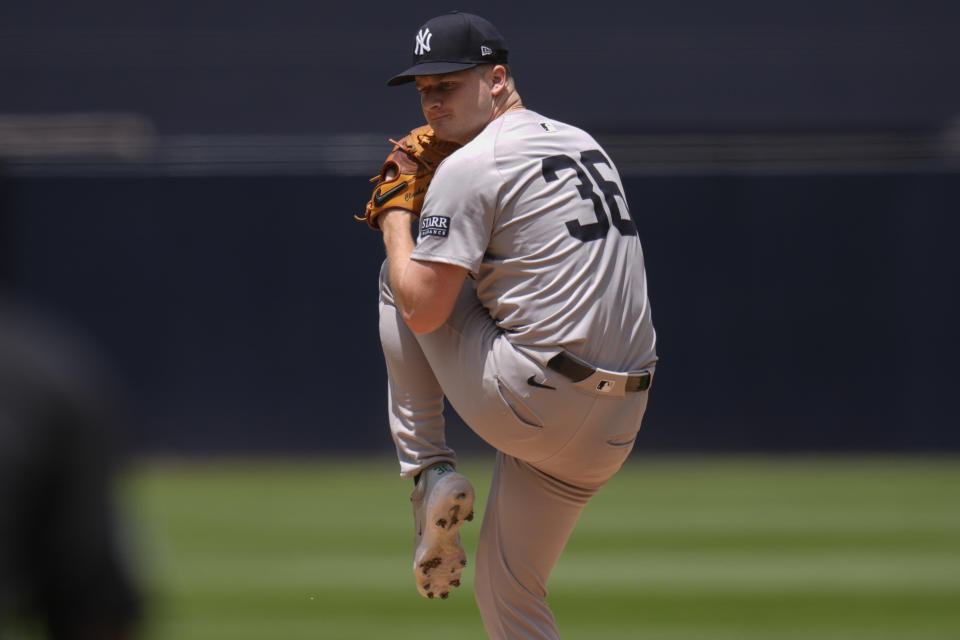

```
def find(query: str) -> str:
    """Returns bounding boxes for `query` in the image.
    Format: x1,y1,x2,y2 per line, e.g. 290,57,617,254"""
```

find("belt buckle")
573,367,628,397
551,351,652,395
595,378,617,393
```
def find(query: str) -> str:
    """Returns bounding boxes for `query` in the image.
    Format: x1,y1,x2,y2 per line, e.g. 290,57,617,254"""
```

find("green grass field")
126,455,960,640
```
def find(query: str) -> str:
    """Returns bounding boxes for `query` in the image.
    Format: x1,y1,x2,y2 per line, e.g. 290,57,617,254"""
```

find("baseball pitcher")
360,11,657,639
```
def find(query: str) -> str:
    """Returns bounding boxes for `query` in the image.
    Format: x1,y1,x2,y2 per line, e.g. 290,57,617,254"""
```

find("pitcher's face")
416,67,497,145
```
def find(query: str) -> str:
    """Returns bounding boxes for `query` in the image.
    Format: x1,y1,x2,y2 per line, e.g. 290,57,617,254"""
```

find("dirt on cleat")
420,556,442,575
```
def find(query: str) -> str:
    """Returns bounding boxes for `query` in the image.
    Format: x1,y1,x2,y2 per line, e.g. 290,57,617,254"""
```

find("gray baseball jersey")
411,109,656,372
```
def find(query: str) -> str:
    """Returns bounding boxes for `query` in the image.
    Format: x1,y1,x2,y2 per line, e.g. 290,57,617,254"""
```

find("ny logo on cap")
415,28,433,56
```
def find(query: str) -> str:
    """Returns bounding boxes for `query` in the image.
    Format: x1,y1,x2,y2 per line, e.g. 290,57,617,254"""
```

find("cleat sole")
412,469,475,600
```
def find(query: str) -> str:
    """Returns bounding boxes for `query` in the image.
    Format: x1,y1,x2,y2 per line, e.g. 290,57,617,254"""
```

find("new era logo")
481,45,493,56
415,28,433,56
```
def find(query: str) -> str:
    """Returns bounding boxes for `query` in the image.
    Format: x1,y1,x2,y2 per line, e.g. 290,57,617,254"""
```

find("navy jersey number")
541,150,636,242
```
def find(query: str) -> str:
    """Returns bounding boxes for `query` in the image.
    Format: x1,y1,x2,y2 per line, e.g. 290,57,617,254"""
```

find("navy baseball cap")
387,11,509,86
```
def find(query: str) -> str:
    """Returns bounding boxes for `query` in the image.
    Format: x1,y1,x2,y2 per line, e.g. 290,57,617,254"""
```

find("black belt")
547,352,652,392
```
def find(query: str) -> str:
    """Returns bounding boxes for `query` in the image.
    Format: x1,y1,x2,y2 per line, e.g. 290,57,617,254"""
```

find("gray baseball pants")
378,261,652,639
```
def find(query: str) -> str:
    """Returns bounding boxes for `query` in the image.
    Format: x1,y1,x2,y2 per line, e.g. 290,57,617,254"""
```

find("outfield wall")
4,1,960,134
6,171,959,453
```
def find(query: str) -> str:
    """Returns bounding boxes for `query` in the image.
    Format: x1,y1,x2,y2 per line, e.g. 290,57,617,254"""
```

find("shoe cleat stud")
420,556,441,575
451,579,460,587
466,512,474,521
427,592,434,599
440,592,449,599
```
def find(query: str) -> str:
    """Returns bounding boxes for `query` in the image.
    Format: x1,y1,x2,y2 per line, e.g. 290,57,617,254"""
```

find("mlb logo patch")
420,215,450,238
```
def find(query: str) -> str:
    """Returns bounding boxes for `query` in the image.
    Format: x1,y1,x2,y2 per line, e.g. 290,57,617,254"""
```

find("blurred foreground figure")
0,301,141,639
0,300,142,639
0,168,140,638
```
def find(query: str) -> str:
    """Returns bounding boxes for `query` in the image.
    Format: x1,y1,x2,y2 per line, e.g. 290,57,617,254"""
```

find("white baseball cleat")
410,462,475,599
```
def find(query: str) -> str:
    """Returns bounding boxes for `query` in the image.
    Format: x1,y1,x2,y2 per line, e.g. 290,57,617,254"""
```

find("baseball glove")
357,125,461,229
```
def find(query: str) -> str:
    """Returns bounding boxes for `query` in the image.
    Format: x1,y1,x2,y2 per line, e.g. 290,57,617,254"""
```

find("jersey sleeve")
410,140,500,274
